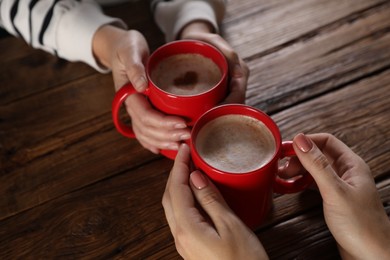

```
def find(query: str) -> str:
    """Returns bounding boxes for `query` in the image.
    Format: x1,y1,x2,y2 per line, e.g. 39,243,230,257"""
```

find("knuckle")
139,116,151,126
224,48,237,61
199,190,220,207
219,213,241,229
241,61,250,75
209,33,222,42
161,192,169,208
313,153,330,170
174,226,189,247
174,235,187,258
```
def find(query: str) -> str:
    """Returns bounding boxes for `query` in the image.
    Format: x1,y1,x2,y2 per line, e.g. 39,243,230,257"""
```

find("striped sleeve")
151,0,226,42
0,0,126,72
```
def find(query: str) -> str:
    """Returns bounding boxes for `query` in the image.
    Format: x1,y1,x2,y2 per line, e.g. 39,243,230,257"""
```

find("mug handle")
273,141,313,194
112,83,145,138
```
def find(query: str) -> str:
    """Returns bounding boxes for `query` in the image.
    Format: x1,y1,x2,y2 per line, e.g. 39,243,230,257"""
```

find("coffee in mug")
190,104,313,229
196,114,276,173
150,53,222,96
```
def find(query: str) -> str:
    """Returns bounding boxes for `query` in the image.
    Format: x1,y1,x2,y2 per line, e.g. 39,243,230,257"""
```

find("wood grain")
224,0,388,58
0,0,389,259
1,69,389,259
245,1,390,113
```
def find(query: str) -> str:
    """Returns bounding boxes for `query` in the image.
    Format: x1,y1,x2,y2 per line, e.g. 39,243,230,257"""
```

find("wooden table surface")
1,0,389,259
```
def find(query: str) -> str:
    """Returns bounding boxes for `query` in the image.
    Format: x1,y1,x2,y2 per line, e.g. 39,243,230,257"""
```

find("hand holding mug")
162,144,269,260
93,26,190,154
112,40,228,158
292,133,390,259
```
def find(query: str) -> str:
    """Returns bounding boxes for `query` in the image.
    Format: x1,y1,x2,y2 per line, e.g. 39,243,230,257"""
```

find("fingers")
124,94,190,152
112,30,149,92
162,144,192,236
112,60,146,92
223,59,249,104
219,51,249,104
307,133,371,180
293,133,343,195
110,30,192,153
189,170,237,232
278,157,304,179
122,49,148,92
183,33,241,73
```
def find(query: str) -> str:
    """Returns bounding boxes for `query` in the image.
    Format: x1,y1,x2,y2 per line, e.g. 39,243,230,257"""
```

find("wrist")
92,25,127,69
341,218,390,260
179,20,214,39
374,219,390,258
364,213,390,259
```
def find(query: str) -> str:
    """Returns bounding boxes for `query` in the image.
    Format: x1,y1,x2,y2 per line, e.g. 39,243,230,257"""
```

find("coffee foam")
150,53,221,96
196,115,276,173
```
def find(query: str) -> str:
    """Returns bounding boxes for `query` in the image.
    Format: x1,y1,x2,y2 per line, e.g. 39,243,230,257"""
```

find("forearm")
92,25,127,69
0,0,125,72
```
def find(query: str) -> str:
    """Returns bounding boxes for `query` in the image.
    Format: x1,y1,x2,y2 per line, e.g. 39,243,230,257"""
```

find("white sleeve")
152,0,226,42
0,0,127,73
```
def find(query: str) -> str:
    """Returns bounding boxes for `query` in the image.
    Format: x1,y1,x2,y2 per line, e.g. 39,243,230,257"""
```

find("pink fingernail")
167,143,179,150
190,171,208,190
295,133,313,153
174,123,187,129
180,133,191,140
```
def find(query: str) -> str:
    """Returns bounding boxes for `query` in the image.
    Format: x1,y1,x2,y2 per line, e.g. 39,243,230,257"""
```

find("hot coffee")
150,53,222,96
195,114,276,173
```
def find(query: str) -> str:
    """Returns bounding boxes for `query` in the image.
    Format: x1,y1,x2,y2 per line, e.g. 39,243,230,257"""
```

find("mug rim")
146,39,228,98
190,104,282,176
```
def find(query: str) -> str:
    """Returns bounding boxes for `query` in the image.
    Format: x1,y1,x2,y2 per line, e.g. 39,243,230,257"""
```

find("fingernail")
177,143,189,155
134,76,147,90
174,123,187,129
180,133,191,140
167,143,179,150
295,133,313,153
190,171,208,190
179,143,189,150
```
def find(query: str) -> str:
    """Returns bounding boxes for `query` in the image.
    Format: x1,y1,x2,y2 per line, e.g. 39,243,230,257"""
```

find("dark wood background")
1,0,389,259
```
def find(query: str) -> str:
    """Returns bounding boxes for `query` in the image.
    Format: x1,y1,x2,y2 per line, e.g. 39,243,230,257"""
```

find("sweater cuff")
173,1,218,41
155,1,219,42
56,3,127,73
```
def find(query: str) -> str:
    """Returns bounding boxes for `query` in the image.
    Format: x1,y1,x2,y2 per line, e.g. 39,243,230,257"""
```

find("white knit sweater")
0,0,225,72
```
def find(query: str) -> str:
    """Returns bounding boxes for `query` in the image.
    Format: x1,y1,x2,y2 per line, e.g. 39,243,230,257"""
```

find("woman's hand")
180,21,249,104
162,144,268,260
93,25,190,154
292,133,390,260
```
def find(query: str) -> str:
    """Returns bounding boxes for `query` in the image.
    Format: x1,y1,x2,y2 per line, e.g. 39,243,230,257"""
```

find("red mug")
112,40,228,159
190,104,313,229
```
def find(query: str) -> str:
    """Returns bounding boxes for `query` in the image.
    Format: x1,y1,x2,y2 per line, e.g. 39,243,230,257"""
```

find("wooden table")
1,0,389,259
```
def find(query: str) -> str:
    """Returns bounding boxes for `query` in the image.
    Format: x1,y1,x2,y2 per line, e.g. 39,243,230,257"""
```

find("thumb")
189,171,234,226
293,133,342,195
125,60,148,92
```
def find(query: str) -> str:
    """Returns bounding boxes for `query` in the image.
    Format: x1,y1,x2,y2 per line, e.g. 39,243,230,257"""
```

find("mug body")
190,104,283,229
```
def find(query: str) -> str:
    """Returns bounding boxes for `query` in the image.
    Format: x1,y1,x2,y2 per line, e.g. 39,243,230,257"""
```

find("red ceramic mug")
112,40,228,159
190,104,313,230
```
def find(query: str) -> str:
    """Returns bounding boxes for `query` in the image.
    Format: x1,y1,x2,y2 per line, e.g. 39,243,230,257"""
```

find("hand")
162,144,268,260
180,21,249,104
292,133,390,259
93,25,190,154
